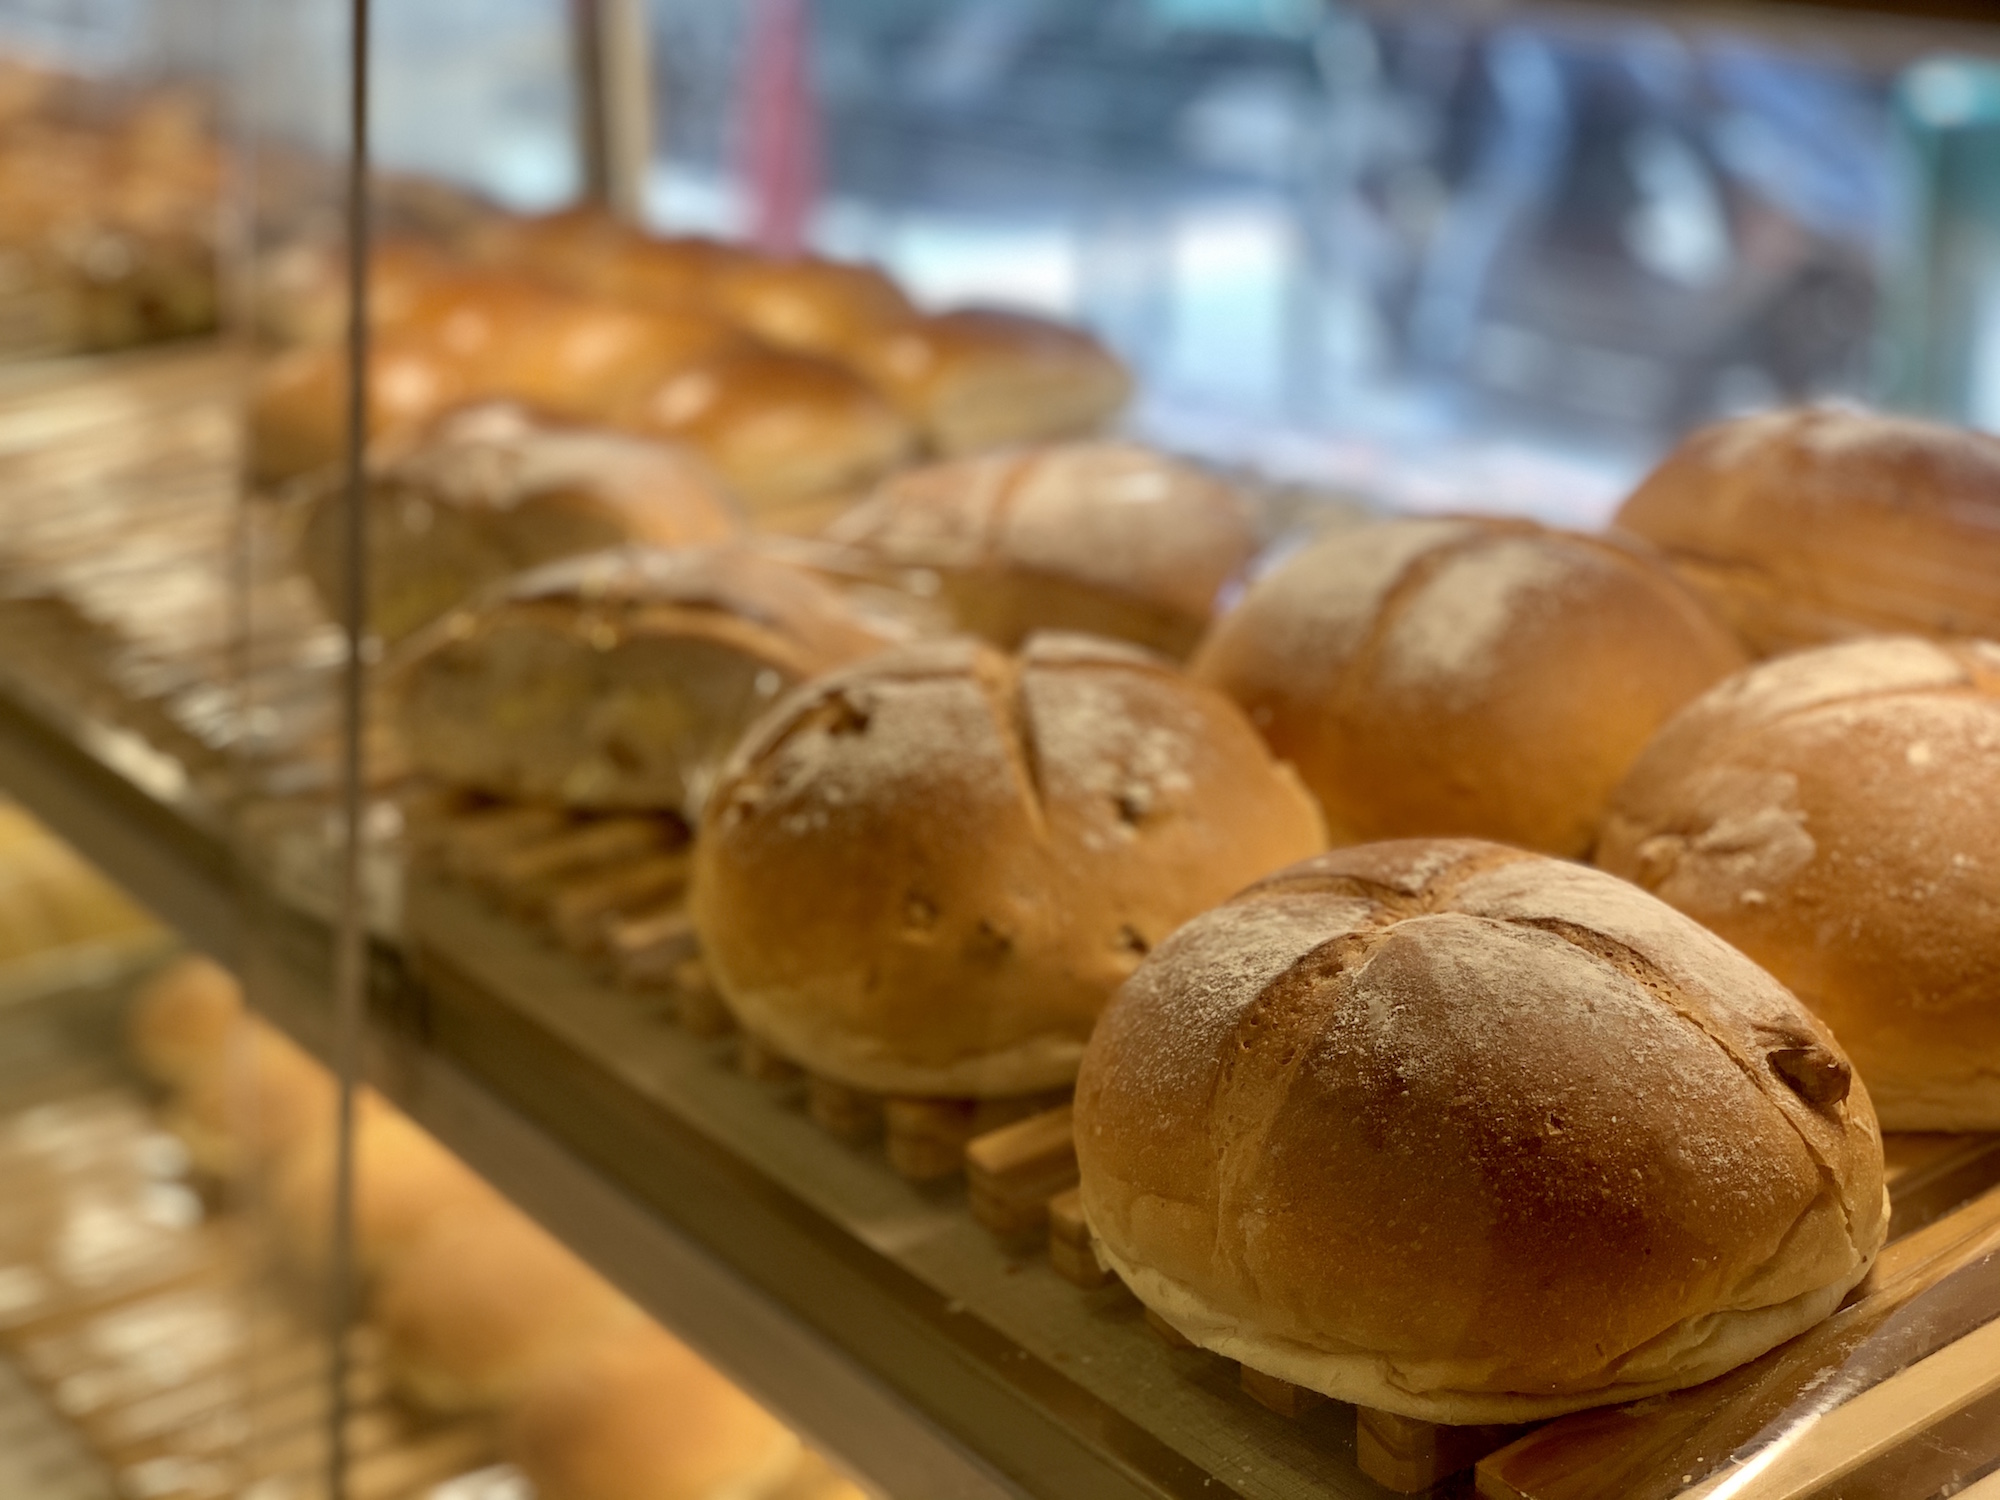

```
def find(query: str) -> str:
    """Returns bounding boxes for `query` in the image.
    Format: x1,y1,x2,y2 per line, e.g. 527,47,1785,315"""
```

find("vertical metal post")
573,0,654,222
328,0,372,1493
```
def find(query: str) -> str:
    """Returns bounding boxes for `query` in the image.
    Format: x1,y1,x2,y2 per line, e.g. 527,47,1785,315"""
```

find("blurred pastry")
272,1098,501,1283
827,441,1257,658
128,954,241,1090
852,308,1131,456
1599,636,2000,1130
692,634,1325,1096
249,335,469,485
394,544,893,817
712,252,917,363
1076,839,1885,1422
502,1325,817,1500
1191,517,1747,857
615,347,918,519
1615,406,2000,655
375,1199,648,1412
295,403,742,640
164,1020,335,1180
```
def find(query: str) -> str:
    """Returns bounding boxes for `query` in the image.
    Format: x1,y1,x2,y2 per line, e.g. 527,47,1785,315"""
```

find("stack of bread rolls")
125,956,867,1500
252,206,1130,526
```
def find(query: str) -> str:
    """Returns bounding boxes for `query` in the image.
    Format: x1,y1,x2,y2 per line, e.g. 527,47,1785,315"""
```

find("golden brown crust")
1598,635,2000,1129
615,348,919,514
1615,406,2000,655
393,544,893,815
164,1020,334,1180
691,633,1327,1095
713,253,917,362
1190,517,1748,856
502,1326,804,1500
296,403,743,640
827,442,1257,659
852,308,1132,455
376,1201,649,1413
1075,839,1885,1422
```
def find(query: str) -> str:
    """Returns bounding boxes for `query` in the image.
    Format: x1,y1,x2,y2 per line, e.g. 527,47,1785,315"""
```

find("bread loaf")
1191,517,1747,856
394,545,893,816
1076,839,1886,1423
1598,635,2000,1130
128,955,241,1089
713,252,917,362
164,1020,334,1180
502,1327,816,1500
853,308,1131,455
295,403,742,640
375,1200,649,1412
1615,406,2000,655
827,441,1257,659
250,335,468,484
691,634,1326,1096
615,347,919,517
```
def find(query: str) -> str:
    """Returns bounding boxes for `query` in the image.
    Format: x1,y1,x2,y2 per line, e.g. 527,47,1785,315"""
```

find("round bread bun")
295,402,743,642
250,336,469,484
501,1325,806,1500
852,308,1132,456
712,252,917,363
1615,406,2000,656
164,1020,335,1180
692,633,1327,1096
1190,517,1748,857
827,441,1257,659
271,1099,501,1284
1598,635,2000,1131
374,1200,649,1413
614,347,919,517
1075,838,1886,1424
128,955,241,1089
394,544,893,817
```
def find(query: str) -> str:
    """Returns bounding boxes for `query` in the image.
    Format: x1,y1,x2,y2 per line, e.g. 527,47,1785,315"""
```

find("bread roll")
472,207,747,312
375,1200,648,1412
128,955,241,1089
1191,518,1747,857
1598,636,2000,1130
501,1326,806,1500
395,545,893,816
272,1099,500,1283
827,442,1257,659
713,253,916,362
250,335,468,484
296,403,742,641
1076,839,1886,1423
165,1020,335,1180
253,238,460,348
1615,406,2000,656
615,348,919,517
692,634,1326,1096
852,308,1132,456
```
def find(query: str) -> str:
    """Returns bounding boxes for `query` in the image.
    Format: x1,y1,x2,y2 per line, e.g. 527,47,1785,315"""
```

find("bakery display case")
5,1,2000,1498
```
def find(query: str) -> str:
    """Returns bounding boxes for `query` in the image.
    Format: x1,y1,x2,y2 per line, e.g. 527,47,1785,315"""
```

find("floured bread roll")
827,442,1257,659
1599,636,2000,1130
295,403,742,640
615,347,919,518
1076,839,1886,1423
272,1098,501,1283
395,545,894,816
1615,406,2000,655
692,634,1326,1095
502,1325,819,1500
1192,517,1747,856
852,308,1132,455
375,1200,649,1412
